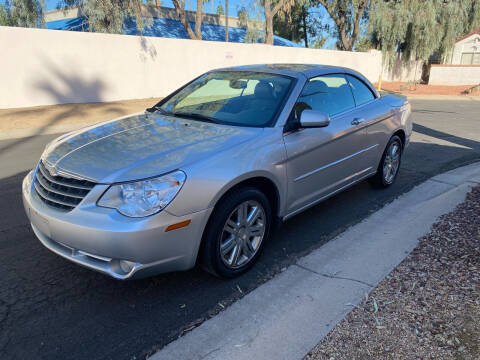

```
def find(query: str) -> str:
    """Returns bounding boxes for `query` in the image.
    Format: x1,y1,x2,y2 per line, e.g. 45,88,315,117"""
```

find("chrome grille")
34,161,96,211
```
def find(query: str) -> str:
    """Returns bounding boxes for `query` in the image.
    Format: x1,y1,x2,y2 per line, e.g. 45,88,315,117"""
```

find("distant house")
44,6,299,47
447,30,480,65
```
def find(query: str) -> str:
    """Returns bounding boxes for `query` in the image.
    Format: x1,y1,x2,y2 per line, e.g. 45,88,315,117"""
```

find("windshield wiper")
173,112,220,124
146,105,172,115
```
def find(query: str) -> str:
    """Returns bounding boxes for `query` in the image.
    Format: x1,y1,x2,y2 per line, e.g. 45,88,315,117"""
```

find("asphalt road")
1,99,479,360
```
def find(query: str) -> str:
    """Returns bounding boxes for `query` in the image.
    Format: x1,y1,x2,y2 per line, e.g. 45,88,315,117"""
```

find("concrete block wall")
429,65,480,85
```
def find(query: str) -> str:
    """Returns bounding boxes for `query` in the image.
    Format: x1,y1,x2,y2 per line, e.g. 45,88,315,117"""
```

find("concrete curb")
406,94,480,101
151,162,480,360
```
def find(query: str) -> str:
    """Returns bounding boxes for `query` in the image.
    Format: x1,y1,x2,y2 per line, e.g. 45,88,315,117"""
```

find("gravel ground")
305,185,480,360
376,82,479,96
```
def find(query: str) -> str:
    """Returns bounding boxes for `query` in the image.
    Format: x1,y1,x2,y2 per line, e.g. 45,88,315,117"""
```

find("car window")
346,75,375,106
175,79,243,109
294,74,355,118
160,71,294,127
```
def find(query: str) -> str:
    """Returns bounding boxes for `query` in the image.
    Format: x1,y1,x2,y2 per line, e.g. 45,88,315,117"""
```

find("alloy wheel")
219,200,266,269
383,140,401,184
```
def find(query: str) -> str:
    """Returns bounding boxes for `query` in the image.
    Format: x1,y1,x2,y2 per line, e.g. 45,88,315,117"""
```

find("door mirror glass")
299,110,330,128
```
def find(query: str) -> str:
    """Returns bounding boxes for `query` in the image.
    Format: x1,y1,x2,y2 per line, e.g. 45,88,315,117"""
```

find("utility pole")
225,0,229,42
211,0,214,14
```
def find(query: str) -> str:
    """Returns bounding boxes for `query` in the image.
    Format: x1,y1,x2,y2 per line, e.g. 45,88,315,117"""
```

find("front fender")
165,128,288,217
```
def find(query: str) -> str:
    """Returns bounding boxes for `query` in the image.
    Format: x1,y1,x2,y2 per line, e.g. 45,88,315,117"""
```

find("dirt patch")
376,82,479,96
305,185,480,360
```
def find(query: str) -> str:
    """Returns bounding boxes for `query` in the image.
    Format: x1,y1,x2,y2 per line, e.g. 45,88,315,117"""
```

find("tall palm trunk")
225,0,229,42
195,0,202,39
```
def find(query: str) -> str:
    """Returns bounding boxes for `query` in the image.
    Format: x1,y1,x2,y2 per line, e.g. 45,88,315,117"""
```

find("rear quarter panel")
366,94,412,167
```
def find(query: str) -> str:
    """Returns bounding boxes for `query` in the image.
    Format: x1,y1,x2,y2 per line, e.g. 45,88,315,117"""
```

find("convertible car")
22,64,412,279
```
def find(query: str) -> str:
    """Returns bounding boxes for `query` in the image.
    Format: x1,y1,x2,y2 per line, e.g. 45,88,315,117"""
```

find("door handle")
351,118,365,126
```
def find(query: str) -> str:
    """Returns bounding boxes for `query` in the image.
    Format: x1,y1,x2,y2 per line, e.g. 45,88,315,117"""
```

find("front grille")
34,161,96,211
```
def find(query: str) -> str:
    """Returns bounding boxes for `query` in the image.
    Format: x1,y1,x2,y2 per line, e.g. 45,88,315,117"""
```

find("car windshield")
158,71,294,127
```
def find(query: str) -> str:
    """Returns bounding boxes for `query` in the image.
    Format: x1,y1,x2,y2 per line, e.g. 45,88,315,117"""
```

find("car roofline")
210,64,378,97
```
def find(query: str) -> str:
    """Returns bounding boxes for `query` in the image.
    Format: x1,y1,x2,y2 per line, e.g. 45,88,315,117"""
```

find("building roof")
455,29,480,43
46,16,300,47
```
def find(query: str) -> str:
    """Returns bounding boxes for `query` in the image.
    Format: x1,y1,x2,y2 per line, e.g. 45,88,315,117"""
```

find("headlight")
97,170,186,217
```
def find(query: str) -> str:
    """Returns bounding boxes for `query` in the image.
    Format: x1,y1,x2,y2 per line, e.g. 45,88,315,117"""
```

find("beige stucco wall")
429,65,480,85
0,26,382,109
381,54,424,83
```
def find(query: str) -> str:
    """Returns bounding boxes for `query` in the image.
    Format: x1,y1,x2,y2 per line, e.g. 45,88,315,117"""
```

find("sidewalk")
0,97,162,140
306,184,480,359
151,162,480,360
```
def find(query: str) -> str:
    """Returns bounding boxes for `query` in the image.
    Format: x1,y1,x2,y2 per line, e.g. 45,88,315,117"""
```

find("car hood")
42,112,263,183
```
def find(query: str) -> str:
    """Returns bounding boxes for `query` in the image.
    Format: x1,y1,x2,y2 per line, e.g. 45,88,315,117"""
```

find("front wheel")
370,135,403,188
200,188,272,278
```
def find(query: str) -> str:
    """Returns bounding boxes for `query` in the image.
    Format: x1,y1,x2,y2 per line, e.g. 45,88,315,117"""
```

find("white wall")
381,54,424,83
429,65,480,85
0,26,382,109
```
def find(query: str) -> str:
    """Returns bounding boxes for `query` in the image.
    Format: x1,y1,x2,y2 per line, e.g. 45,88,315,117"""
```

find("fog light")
119,260,136,274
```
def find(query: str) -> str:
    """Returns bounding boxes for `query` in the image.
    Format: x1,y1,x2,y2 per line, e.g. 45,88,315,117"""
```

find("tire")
200,187,272,278
369,135,403,188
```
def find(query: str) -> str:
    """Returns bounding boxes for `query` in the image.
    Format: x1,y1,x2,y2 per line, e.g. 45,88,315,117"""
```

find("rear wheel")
370,135,403,188
200,188,271,278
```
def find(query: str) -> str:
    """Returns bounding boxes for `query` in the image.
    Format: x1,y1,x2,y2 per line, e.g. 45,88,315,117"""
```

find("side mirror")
300,110,330,128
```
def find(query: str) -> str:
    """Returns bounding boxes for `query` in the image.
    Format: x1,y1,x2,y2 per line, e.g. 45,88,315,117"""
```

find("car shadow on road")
0,125,479,360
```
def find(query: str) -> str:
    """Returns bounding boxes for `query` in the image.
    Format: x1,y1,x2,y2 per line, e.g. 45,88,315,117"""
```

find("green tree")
369,0,480,67
242,0,296,45
216,3,224,15
354,34,373,52
171,0,205,40
58,0,152,33
273,0,328,47
237,4,264,43
311,35,328,48
237,5,248,26
311,0,369,51
262,0,296,45
0,0,45,27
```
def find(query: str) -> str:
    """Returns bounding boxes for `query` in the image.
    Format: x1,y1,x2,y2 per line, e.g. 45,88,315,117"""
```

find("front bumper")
22,170,213,279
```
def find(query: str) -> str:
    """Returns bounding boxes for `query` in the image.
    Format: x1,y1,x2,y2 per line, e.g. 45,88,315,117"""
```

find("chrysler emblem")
44,161,58,177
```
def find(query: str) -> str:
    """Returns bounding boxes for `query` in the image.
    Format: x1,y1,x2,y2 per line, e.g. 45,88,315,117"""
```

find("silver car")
22,64,412,279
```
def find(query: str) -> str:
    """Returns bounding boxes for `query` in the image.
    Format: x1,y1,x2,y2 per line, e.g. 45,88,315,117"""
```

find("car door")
283,74,372,216
345,74,391,170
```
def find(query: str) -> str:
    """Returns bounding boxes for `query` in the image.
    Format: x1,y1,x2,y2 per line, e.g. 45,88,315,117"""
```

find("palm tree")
225,0,229,42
